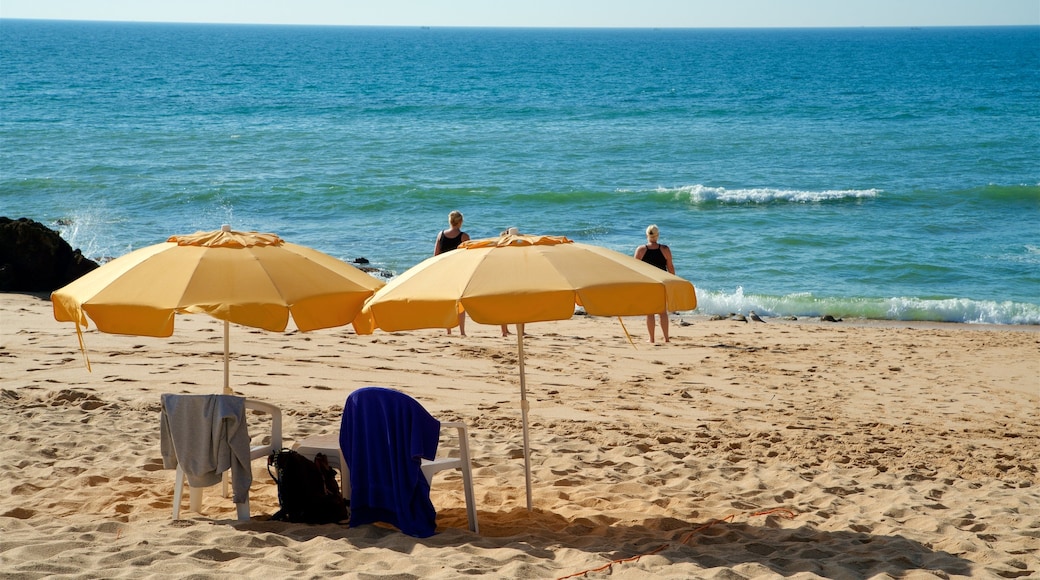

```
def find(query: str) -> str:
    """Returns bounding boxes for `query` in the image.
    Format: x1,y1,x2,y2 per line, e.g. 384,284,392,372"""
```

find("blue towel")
340,387,440,537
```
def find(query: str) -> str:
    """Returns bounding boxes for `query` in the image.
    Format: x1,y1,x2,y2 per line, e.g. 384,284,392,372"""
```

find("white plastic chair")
294,420,478,533
164,396,282,521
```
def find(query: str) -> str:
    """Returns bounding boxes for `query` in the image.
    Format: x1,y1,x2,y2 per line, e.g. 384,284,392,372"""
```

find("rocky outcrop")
0,217,99,292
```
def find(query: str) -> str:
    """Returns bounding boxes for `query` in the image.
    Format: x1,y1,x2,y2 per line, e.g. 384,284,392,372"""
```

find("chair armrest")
245,399,282,450
438,421,471,464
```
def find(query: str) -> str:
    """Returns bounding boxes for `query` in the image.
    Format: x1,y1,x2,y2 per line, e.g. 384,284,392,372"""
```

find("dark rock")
353,257,370,265
0,217,99,292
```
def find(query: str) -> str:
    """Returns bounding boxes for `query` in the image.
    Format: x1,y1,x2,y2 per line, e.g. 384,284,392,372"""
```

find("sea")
2,20,1038,324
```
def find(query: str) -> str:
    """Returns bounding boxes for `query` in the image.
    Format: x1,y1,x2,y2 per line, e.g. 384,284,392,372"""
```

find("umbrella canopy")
53,225,385,392
354,233,696,332
353,232,697,510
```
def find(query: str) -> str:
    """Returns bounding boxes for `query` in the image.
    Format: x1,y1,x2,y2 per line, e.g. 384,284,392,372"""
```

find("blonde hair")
448,210,464,227
646,224,660,240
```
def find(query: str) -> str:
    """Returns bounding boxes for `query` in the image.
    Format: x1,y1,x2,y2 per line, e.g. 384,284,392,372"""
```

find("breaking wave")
660,184,881,204
693,286,1040,325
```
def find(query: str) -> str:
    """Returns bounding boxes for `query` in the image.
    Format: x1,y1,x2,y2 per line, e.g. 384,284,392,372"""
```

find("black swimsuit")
641,245,668,271
437,230,466,253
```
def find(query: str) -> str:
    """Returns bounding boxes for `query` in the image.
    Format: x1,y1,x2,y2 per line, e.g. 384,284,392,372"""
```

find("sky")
0,0,1037,28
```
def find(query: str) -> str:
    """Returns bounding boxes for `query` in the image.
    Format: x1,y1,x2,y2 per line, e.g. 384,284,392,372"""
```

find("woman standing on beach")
435,210,470,336
634,224,675,344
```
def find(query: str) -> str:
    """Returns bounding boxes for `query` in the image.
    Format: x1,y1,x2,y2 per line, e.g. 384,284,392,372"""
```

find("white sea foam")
54,212,107,262
693,288,1040,325
659,184,881,204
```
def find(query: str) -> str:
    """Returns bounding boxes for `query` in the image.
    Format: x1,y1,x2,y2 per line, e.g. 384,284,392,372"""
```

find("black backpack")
267,448,349,524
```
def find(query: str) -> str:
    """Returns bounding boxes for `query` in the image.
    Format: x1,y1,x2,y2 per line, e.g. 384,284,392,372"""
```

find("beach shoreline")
2,291,1038,578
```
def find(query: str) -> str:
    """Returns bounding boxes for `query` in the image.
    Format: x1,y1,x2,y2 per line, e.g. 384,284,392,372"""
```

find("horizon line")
2,17,1037,30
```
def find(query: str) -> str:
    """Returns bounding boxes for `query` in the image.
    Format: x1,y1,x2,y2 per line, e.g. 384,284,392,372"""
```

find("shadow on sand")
240,506,975,579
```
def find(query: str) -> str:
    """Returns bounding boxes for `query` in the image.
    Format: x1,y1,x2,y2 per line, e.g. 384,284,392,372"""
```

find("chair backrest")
340,386,442,537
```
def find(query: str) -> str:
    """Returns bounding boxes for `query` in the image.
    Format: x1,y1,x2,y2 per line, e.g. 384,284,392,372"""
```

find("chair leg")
174,468,204,517
189,486,202,513
173,467,185,520
460,468,478,533
236,500,250,521
450,423,479,534
458,449,479,533
338,448,350,499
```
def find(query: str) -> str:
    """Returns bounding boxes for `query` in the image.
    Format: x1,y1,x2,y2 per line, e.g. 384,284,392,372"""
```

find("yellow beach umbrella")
353,232,696,509
53,225,385,393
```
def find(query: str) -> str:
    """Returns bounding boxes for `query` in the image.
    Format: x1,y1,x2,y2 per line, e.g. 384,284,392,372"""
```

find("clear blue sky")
2,0,1038,28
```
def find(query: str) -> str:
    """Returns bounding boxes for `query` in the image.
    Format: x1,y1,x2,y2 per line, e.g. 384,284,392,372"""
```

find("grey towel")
160,394,252,504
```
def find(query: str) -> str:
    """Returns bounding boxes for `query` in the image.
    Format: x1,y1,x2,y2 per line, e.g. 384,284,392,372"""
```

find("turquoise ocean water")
2,20,1038,324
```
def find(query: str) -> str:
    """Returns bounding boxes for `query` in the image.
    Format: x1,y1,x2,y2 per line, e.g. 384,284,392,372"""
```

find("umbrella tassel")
75,320,92,372
617,316,637,349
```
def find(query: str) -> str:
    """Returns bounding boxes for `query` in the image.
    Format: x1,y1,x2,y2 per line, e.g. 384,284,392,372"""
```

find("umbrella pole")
517,322,532,511
223,319,231,395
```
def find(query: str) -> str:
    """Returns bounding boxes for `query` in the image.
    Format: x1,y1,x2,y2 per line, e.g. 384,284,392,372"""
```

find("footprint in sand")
2,507,36,519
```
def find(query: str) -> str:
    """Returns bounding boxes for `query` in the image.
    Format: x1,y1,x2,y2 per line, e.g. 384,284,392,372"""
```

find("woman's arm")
662,245,675,274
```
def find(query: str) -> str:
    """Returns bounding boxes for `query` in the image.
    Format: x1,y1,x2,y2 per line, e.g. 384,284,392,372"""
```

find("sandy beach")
1,291,1037,579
